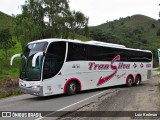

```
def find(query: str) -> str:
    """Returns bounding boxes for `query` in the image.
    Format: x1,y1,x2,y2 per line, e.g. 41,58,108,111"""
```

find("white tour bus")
10,38,153,96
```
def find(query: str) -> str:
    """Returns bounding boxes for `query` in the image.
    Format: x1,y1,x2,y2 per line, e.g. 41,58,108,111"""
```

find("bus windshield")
20,42,48,81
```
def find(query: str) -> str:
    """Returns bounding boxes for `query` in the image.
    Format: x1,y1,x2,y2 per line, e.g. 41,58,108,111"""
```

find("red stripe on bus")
97,55,120,86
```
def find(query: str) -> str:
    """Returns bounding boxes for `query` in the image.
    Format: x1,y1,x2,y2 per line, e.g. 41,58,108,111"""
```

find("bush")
157,29,160,36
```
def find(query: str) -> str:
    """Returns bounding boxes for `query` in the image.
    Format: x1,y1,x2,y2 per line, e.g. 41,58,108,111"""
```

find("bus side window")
67,43,87,61
43,42,66,79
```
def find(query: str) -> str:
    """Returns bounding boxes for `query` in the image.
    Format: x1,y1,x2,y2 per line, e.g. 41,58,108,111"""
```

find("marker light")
31,85,41,89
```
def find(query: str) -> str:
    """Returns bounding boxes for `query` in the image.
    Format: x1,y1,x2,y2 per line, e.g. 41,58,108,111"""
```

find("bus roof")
28,38,152,53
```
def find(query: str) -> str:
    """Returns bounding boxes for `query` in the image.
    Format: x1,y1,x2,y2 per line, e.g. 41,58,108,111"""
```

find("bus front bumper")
19,85,44,96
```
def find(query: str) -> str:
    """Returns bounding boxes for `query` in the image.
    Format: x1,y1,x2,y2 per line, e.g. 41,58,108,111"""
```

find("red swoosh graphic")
97,55,120,86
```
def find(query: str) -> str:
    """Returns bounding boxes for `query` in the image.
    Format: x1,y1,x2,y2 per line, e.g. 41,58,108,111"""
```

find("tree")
90,29,105,40
0,29,15,59
43,0,70,38
65,11,89,39
14,14,42,49
14,0,89,49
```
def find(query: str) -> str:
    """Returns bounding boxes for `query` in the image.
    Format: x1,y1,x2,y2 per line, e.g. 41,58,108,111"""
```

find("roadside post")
158,49,160,66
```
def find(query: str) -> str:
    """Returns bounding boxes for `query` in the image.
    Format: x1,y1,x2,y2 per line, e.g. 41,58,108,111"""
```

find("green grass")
0,37,22,81
0,12,19,80
0,13,21,80
0,60,20,80
0,12,23,98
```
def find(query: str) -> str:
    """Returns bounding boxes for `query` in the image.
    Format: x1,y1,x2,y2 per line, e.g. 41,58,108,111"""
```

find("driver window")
43,42,66,79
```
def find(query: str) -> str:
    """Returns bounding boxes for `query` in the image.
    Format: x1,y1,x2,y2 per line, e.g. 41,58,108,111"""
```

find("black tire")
126,76,133,87
66,81,77,95
134,75,141,86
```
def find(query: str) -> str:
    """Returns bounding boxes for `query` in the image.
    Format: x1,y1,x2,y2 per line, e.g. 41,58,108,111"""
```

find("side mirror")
10,54,22,66
32,52,44,67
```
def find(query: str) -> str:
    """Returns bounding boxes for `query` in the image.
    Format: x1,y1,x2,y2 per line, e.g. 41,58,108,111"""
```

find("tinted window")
67,43,87,61
43,42,66,79
115,49,152,62
87,45,116,61
67,43,118,61
67,42,152,62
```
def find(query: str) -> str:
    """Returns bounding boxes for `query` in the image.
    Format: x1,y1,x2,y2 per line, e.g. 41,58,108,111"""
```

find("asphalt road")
0,85,118,120
58,75,160,120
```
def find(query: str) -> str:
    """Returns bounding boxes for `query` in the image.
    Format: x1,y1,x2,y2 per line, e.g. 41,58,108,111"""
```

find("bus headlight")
31,85,41,89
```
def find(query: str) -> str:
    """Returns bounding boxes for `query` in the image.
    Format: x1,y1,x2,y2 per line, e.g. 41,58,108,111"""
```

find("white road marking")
35,90,109,120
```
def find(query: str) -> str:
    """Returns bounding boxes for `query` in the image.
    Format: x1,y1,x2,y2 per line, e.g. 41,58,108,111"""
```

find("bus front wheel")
66,81,77,95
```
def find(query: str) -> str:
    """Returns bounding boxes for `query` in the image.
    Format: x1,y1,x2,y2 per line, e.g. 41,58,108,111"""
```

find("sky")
0,0,159,26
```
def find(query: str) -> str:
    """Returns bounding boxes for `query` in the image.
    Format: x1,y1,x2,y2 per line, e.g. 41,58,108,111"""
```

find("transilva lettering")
118,63,130,69
88,62,109,70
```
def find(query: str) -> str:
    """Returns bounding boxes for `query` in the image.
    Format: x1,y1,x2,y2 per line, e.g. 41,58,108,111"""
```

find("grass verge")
0,77,23,99
0,88,23,99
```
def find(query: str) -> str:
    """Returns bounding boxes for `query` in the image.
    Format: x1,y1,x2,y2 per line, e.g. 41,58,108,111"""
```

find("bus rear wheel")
134,75,141,86
66,81,77,95
126,76,133,87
